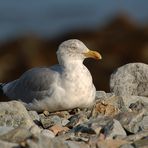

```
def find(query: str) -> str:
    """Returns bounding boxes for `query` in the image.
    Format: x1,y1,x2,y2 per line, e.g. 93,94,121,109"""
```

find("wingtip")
0,83,5,97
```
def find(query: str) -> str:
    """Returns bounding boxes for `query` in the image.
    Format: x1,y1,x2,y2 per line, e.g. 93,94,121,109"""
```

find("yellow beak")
84,50,102,60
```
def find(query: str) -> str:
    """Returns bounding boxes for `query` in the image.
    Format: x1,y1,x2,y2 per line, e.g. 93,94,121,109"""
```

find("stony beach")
0,63,147,148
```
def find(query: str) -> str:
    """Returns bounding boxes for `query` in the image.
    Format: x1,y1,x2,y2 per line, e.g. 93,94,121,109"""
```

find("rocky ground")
0,63,147,148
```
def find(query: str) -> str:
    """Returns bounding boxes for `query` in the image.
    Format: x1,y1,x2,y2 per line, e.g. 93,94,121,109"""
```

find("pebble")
106,119,127,139
96,91,107,99
66,115,80,128
61,118,70,126
110,63,148,97
41,129,55,138
40,114,62,128
43,110,50,116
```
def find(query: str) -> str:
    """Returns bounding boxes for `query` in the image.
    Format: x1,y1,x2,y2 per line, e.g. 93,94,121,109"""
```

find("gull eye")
70,44,77,49
71,46,77,49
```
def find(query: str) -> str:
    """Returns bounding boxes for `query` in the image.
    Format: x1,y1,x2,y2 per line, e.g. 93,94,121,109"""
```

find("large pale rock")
0,101,34,129
110,63,148,97
0,101,38,135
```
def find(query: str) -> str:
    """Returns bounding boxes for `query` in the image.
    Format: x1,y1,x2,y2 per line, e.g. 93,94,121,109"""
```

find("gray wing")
5,65,62,102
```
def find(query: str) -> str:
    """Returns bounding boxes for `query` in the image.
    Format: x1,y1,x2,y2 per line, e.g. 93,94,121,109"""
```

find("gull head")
57,39,102,65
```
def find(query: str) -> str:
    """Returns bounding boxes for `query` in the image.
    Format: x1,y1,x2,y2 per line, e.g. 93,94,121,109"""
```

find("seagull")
0,39,102,112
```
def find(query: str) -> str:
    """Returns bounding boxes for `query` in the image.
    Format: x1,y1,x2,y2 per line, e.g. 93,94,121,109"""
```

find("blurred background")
0,0,148,94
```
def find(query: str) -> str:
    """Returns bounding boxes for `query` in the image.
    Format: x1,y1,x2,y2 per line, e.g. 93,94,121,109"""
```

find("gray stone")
72,124,96,134
0,140,19,148
0,101,35,129
61,118,70,126
50,115,61,124
90,117,126,139
115,110,146,133
110,63,148,97
88,116,114,135
96,91,115,100
96,91,107,99
72,116,126,139
28,111,40,122
0,127,32,143
41,129,55,138
106,92,116,98
66,112,88,128
26,135,69,148
66,115,80,128
40,114,62,128
105,119,127,139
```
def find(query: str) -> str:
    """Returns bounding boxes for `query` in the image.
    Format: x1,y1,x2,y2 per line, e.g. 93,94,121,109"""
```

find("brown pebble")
43,110,50,116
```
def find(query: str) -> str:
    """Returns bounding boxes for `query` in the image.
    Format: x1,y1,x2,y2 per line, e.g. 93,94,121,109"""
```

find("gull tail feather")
0,83,5,96
0,83,9,101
